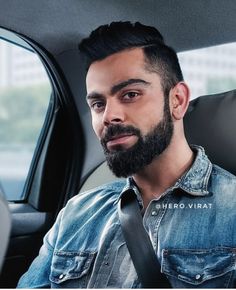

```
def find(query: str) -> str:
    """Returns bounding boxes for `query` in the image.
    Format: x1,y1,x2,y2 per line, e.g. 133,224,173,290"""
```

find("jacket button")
195,274,201,280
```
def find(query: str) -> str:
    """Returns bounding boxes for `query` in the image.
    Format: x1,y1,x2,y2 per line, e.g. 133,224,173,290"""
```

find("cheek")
91,115,103,139
137,111,163,135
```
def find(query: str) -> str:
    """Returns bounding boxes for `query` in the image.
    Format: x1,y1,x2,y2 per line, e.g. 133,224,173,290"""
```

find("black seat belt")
118,189,171,288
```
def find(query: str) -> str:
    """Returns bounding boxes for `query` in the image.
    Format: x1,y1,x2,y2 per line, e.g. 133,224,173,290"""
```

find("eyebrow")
86,92,104,102
86,78,150,101
110,78,151,95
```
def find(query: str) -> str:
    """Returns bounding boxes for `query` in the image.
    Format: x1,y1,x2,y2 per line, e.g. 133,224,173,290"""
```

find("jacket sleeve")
17,208,64,288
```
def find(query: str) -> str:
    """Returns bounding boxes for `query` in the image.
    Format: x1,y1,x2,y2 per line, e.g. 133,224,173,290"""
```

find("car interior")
0,192,11,273
0,0,236,287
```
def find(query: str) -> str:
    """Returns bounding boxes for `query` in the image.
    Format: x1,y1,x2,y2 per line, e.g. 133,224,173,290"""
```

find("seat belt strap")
118,189,171,288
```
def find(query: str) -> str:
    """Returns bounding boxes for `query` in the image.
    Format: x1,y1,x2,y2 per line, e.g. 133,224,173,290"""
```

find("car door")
0,27,85,287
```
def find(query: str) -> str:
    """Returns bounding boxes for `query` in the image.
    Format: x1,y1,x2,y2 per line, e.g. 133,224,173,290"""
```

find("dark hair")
79,21,183,96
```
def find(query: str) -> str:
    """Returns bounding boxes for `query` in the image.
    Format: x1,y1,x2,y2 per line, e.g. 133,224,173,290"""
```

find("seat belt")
118,189,171,288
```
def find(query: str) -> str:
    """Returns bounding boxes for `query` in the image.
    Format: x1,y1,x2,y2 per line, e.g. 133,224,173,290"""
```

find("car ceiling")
0,0,236,56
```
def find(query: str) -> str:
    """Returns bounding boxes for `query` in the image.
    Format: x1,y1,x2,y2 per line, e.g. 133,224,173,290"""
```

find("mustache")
101,124,141,145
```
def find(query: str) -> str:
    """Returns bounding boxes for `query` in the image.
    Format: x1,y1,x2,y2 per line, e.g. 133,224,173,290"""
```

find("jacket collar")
117,145,212,203
177,145,212,196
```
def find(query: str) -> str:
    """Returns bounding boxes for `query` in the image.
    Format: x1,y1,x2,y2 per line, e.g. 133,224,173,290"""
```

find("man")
18,21,236,288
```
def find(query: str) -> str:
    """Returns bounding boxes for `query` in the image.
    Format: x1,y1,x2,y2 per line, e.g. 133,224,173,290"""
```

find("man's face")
86,48,173,177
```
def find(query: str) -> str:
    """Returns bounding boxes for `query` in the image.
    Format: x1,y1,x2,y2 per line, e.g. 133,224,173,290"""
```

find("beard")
100,99,173,178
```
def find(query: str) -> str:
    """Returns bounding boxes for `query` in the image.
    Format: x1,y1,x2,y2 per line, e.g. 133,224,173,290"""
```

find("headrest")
0,191,11,272
184,89,236,176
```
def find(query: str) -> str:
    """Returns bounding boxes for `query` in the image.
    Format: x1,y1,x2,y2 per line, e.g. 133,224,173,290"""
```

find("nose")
102,100,125,126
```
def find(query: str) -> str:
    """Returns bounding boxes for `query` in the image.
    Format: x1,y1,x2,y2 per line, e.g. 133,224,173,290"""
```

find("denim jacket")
18,146,236,288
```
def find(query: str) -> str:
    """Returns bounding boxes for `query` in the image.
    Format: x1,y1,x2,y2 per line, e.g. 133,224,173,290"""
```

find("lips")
101,124,140,152
106,133,138,150
108,133,134,142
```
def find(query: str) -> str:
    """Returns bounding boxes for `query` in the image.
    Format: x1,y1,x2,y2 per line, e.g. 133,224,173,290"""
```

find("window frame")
0,33,54,202
0,28,85,288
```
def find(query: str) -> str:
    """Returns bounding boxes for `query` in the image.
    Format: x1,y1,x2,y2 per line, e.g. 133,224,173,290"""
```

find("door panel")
0,28,84,288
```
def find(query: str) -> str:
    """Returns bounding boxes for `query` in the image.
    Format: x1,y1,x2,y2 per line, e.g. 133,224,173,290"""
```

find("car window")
178,42,236,99
0,30,51,201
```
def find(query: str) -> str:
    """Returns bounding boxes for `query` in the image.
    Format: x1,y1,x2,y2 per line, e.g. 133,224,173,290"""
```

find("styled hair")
79,21,183,96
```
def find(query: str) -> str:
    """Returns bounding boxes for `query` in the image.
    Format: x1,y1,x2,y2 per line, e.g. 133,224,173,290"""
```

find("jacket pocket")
162,247,236,288
49,251,96,287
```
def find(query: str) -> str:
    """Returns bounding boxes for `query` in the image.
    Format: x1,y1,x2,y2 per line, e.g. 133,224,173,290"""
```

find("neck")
132,137,194,209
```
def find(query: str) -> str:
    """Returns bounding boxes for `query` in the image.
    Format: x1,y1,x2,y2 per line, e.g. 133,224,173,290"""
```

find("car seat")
0,190,11,273
184,89,236,176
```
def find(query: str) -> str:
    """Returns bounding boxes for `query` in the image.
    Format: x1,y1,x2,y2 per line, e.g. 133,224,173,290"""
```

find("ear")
170,82,190,120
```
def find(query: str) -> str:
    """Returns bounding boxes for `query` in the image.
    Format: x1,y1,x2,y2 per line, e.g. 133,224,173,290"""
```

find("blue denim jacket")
18,146,236,288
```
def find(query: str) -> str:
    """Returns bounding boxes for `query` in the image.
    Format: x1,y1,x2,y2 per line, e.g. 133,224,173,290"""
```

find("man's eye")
91,101,105,111
123,92,139,100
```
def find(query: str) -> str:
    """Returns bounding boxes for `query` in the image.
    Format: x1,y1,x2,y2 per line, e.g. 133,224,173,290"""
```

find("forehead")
86,48,151,92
